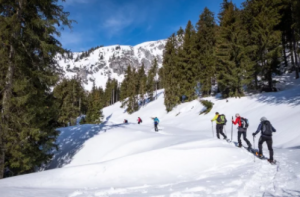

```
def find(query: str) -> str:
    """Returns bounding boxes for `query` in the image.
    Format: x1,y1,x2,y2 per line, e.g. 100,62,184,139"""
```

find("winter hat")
260,117,267,122
215,112,219,115
235,113,240,117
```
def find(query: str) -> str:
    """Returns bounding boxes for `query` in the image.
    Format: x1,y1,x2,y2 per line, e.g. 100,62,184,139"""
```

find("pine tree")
120,66,131,107
216,0,253,98
242,0,282,89
147,59,158,101
137,63,147,104
53,78,86,126
85,85,104,124
0,0,72,178
195,7,217,96
177,21,198,101
127,68,139,114
163,34,181,111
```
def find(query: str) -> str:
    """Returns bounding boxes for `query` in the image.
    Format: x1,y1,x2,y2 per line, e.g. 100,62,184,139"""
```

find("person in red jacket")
137,117,142,124
232,113,252,149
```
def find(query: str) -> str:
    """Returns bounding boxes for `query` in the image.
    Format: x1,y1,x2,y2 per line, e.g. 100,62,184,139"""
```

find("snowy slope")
57,40,166,91
0,75,300,197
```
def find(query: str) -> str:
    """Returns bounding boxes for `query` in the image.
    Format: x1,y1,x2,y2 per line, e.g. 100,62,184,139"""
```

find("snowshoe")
267,159,276,165
255,152,264,159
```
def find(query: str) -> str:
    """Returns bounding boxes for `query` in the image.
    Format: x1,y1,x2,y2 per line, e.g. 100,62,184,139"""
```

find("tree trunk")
290,41,296,70
0,44,15,179
282,34,288,68
254,64,258,90
292,37,299,79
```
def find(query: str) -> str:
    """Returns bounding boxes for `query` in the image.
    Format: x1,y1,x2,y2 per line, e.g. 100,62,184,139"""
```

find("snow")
57,39,166,91
0,74,300,197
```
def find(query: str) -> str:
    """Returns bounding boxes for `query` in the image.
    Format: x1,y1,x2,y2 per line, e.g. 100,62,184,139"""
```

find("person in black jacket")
253,117,276,162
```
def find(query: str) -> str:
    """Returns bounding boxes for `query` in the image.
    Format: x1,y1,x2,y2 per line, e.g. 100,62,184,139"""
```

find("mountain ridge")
57,39,167,91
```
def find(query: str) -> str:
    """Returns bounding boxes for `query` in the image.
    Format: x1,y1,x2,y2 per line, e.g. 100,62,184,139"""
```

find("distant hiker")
252,117,276,162
124,119,128,124
153,117,159,132
232,113,252,149
137,117,142,124
211,112,227,139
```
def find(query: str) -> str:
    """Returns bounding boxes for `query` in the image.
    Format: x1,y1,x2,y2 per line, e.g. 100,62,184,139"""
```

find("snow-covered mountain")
0,73,300,197
57,40,166,91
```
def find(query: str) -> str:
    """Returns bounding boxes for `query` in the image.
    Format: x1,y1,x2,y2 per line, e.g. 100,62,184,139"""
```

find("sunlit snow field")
0,74,300,197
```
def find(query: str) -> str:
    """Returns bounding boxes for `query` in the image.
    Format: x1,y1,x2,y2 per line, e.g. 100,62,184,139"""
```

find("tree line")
161,0,300,112
54,58,160,127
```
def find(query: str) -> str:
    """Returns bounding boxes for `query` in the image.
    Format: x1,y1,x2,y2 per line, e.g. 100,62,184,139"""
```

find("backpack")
240,117,249,129
262,121,272,135
217,114,227,125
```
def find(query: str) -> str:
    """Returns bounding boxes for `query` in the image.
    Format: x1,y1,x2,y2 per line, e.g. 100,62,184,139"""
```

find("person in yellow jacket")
211,112,227,139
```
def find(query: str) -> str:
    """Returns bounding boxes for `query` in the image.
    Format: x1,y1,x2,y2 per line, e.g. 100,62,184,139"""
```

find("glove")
252,133,255,137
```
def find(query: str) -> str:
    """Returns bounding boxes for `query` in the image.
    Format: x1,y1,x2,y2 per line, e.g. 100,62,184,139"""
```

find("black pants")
154,123,158,131
258,136,273,160
216,124,227,139
238,132,251,147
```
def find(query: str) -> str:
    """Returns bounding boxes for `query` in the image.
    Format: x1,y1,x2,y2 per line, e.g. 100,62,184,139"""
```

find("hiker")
232,113,252,149
252,117,276,162
211,112,227,139
124,119,128,124
137,117,142,124
153,117,159,132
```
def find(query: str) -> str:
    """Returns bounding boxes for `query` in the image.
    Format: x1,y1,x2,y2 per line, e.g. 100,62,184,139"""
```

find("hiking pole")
253,136,255,163
231,116,233,142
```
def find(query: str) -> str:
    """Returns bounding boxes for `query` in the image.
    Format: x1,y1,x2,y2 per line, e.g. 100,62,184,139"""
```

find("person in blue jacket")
252,117,276,162
153,117,159,132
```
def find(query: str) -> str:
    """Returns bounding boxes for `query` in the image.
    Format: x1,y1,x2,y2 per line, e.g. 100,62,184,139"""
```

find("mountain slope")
0,75,300,197
57,40,166,91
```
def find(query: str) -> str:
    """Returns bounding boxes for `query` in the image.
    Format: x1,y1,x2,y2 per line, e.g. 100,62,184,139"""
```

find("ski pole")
231,116,233,142
253,136,255,163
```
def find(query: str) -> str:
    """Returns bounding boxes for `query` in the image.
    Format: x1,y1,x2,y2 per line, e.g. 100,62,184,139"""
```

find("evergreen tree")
242,0,282,89
137,63,147,105
85,85,104,124
53,78,86,126
120,66,131,107
147,59,158,101
127,68,139,114
163,34,181,111
216,0,253,98
0,0,72,178
195,7,217,96
177,21,198,101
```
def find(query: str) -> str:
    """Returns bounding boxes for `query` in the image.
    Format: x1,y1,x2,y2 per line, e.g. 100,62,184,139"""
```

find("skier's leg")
237,132,242,146
258,136,264,155
267,138,274,160
242,132,251,147
216,124,220,139
219,124,227,139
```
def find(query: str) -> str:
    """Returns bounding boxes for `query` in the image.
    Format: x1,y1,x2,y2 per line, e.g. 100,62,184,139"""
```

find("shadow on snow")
44,114,128,170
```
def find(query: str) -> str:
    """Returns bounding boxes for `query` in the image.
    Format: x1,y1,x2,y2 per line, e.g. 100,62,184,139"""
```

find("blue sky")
59,0,245,52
